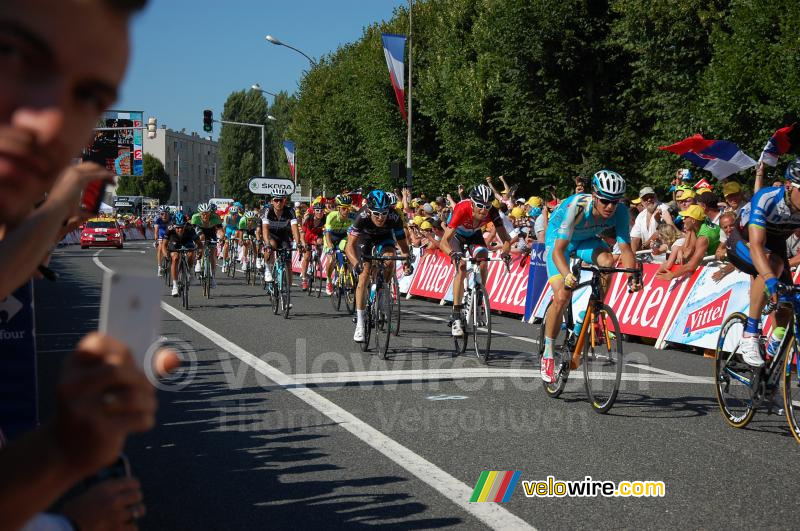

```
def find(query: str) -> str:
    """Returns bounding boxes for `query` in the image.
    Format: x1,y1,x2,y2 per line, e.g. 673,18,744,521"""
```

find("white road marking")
627,363,711,384
404,309,539,345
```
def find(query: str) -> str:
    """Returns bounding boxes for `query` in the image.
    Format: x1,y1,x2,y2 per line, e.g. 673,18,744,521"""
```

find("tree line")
217,0,800,201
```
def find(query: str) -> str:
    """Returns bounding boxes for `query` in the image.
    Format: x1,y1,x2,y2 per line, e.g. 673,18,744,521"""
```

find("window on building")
183,185,187,192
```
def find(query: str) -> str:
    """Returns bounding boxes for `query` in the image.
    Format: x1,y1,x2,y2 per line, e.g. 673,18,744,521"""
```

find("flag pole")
405,0,413,192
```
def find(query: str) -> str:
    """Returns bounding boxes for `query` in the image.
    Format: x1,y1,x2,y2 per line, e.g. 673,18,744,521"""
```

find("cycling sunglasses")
596,196,620,206
472,201,490,210
370,209,389,218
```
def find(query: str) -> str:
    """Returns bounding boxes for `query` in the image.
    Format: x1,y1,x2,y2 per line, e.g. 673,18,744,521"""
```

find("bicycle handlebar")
363,255,410,262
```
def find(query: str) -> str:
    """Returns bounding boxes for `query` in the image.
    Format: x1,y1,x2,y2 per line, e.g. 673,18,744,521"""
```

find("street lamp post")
251,83,277,97
265,35,317,66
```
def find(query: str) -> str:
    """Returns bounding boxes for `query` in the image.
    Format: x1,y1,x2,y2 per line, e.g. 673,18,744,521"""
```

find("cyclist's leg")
468,233,490,289
355,237,372,311
449,233,470,317
579,238,613,292
300,236,312,285
379,240,396,282
326,235,341,279
542,239,573,367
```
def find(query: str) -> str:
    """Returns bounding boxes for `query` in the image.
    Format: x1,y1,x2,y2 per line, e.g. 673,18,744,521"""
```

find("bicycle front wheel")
330,269,342,310
714,312,756,428
344,269,356,315
582,305,623,414
361,304,372,352
782,334,800,444
473,288,492,364
390,275,401,336
180,261,190,310
282,266,291,319
271,268,280,315
375,287,392,359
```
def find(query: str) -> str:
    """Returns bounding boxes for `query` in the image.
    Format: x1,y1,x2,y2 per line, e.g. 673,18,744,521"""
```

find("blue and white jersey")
545,194,631,246
154,215,172,238
738,186,800,238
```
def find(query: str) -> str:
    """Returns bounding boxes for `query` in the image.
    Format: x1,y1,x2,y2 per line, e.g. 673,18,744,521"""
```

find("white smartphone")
98,270,161,369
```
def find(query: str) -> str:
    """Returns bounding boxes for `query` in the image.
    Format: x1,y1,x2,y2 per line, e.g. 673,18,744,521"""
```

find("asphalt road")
33,241,800,530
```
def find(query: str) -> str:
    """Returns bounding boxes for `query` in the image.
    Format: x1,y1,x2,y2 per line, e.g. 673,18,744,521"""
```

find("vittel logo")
684,291,730,334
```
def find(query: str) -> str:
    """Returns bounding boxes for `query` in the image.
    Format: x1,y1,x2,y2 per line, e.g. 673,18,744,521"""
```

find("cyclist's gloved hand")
764,277,779,298
291,242,298,251
563,273,578,289
627,275,643,293
449,251,464,266
404,263,414,276
501,252,511,262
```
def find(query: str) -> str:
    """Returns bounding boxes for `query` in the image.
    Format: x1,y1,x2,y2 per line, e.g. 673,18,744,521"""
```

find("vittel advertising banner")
662,265,751,349
484,252,530,314
604,263,698,340
408,249,455,300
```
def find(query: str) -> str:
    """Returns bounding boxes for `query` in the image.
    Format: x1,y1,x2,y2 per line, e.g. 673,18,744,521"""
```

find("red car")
80,218,124,249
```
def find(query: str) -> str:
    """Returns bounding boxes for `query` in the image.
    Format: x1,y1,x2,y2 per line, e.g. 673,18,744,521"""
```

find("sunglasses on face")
370,209,389,218
642,195,655,201
596,197,619,206
472,202,490,210
272,198,284,203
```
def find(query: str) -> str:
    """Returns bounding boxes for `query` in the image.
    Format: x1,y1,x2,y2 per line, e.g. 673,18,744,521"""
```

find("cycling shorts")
448,232,488,256
269,230,293,250
725,226,792,283
196,227,217,241
168,242,196,253
545,237,609,283
224,226,239,239
355,235,395,261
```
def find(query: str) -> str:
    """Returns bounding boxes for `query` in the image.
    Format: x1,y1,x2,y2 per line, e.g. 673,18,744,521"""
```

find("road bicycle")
224,238,238,279
450,252,510,363
159,244,170,288
266,247,293,319
197,240,217,299
171,246,194,310
357,254,410,359
715,282,800,444
330,248,356,314
242,234,258,286
304,243,324,297
538,260,642,414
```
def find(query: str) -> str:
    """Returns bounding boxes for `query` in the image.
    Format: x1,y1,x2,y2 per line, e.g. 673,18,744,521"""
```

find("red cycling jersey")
447,199,501,236
302,214,325,244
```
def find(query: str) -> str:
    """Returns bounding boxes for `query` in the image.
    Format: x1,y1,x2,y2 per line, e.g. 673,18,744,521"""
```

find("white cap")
294,201,301,207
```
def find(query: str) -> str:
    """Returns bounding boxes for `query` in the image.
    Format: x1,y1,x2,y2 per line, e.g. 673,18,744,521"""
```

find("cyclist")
153,206,172,277
238,210,260,272
440,184,512,337
190,203,223,288
324,194,355,295
261,193,301,288
725,160,800,366
166,212,199,296
299,201,326,290
221,202,243,273
346,190,413,343
541,170,641,383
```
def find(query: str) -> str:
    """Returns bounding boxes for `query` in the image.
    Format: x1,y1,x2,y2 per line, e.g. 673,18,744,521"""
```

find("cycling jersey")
237,217,259,231
324,210,354,236
154,215,172,239
545,194,630,245
190,212,223,229
348,207,405,241
447,199,502,237
302,214,326,244
737,186,800,238
261,206,298,234
166,227,198,249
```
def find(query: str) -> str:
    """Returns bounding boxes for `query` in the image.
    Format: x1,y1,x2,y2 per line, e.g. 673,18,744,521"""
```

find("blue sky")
117,0,407,137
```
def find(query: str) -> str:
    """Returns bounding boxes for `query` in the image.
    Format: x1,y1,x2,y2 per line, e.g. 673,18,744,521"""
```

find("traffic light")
146,117,157,139
203,110,213,133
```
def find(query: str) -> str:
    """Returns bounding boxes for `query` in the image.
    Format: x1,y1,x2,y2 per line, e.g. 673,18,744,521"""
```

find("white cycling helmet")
244,210,257,219
469,184,493,204
591,170,626,200
386,192,398,206
197,202,213,213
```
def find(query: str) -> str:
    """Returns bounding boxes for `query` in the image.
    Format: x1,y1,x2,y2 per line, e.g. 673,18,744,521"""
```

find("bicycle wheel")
782,331,800,444
582,305,623,414
271,267,280,315
180,260,190,310
539,301,572,398
245,248,252,285
374,286,392,359
282,265,291,319
473,288,492,364
714,312,757,428
390,275,401,335
314,260,323,298
453,307,468,356
162,256,170,287
360,304,372,352
330,268,343,311
344,269,356,315
306,259,316,296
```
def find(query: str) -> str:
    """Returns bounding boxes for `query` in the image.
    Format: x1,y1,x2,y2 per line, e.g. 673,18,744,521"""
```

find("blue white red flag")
283,140,296,178
381,33,407,122
659,134,756,180
758,123,796,167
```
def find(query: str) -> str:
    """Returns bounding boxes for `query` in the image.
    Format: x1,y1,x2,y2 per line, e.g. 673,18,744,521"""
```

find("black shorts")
269,230,293,249
449,231,488,255
196,226,218,241
356,234,395,260
725,226,792,283
168,241,196,253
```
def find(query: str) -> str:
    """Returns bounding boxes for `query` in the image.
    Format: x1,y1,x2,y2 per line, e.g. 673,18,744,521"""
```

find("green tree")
115,153,171,203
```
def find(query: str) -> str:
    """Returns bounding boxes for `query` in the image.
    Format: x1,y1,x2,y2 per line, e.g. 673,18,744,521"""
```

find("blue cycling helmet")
366,190,390,211
173,212,188,225
233,201,243,208
528,206,542,218
785,160,800,184
591,170,626,200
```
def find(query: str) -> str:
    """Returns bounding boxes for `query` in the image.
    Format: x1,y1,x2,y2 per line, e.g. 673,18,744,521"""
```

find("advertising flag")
659,134,756,180
381,33,407,122
283,140,296,178
758,123,798,167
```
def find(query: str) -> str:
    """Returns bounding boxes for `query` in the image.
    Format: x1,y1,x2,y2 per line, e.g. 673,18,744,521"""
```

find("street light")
251,83,277,97
267,115,277,121
264,34,317,66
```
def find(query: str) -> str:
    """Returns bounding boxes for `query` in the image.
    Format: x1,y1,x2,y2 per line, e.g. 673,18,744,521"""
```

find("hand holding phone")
48,162,114,220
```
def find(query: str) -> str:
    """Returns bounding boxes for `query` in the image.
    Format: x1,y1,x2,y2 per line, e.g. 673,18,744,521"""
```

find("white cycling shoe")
195,262,201,273
451,318,464,337
739,335,764,367
171,284,179,297
353,324,365,342
264,269,273,282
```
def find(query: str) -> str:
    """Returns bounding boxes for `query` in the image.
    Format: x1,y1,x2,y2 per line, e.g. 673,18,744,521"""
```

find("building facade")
143,128,219,210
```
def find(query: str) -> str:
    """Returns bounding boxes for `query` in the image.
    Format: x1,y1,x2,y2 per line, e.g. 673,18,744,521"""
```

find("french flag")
659,134,756,180
283,140,296,178
381,33,407,122
758,123,798,167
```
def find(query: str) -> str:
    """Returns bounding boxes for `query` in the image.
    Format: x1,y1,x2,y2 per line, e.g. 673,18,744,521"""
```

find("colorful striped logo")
470,471,521,502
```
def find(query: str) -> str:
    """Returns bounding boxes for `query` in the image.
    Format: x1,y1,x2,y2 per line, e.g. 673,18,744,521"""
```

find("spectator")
722,180,744,213
656,204,720,280
631,197,644,213
698,190,724,234
649,223,682,263
630,186,674,251
788,227,800,267
711,212,738,281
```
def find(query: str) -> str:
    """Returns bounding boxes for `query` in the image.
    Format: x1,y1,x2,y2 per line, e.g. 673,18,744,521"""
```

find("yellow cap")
679,204,706,221
510,206,525,218
491,199,501,209
412,215,424,226
419,220,433,231
675,189,695,201
696,187,712,195
722,181,742,196
527,196,543,207
396,201,404,210
411,199,420,208
631,197,642,205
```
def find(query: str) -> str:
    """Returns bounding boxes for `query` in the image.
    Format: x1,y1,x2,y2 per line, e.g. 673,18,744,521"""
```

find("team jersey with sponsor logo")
737,186,800,238
261,206,298,233
545,193,631,245
324,210,355,236
348,207,406,241
447,199,502,236
154,215,172,238
190,212,222,229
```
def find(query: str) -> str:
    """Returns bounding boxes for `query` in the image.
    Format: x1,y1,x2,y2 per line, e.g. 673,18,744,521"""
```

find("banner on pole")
381,33,407,122
283,140,296,178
